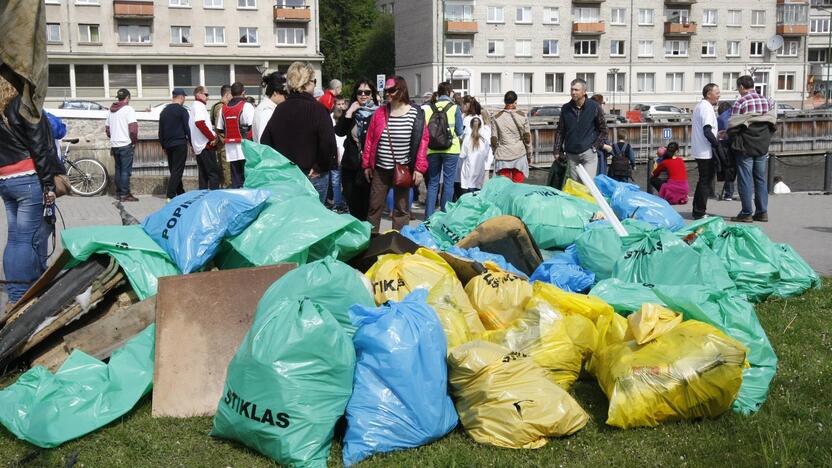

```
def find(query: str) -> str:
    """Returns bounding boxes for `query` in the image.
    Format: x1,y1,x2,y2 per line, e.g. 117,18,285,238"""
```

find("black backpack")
608,143,632,180
427,102,455,150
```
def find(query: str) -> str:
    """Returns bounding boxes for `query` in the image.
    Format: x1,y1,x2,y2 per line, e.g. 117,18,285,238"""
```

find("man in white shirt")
105,88,138,201
189,86,221,189
215,82,255,188
691,83,720,219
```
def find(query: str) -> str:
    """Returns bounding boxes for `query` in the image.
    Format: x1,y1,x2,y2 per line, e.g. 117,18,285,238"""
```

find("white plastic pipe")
575,163,628,237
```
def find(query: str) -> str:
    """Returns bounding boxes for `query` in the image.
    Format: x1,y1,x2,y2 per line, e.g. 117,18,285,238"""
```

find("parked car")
147,102,190,117
528,105,561,125
776,103,799,117
630,103,689,122
59,100,106,111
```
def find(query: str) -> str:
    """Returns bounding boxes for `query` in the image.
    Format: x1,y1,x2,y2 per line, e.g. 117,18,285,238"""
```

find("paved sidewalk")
2,191,830,306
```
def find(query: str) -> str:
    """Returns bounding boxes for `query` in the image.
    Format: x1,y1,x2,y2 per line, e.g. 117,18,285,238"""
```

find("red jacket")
362,104,429,174
319,89,335,112
652,157,688,181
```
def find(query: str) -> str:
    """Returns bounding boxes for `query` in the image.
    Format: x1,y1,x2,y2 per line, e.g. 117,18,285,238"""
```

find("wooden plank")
30,342,70,372
62,295,155,361
152,264,296,418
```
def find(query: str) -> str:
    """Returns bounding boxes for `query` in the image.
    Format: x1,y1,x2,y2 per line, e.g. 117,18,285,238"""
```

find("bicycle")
60,138,109,196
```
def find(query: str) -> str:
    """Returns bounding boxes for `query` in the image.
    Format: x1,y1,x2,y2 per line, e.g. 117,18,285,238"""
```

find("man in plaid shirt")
727,75,777,223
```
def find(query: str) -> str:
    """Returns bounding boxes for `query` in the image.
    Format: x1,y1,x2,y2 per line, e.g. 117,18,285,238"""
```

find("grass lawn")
1,279,830,467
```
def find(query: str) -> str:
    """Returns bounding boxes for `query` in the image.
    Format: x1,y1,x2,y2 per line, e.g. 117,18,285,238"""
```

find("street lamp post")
447,66,458,91
609,67,620,114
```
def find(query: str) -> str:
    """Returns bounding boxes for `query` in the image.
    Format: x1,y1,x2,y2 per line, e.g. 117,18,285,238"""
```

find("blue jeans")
596,150,607,176
736,153,768,217
308,171,331,205
330,167,345,207
0,174,47,303
721,181,735,199
111,145,134,197
426,153,459,218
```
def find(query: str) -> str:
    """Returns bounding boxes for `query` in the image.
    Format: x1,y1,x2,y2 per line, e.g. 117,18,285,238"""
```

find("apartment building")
43,0,322,107
390,0,813,109
808,0,832,102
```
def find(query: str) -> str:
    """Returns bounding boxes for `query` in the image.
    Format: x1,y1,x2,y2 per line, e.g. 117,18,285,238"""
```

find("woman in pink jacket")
362,76,429,232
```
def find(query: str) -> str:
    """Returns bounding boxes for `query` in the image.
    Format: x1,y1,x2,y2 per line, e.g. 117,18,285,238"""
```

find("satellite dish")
767,35,784,51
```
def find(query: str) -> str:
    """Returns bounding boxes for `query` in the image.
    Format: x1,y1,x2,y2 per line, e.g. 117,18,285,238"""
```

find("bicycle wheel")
66,158,109,196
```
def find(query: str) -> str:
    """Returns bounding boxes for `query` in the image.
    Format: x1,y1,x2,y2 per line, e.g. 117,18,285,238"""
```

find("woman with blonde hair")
260,62,338,204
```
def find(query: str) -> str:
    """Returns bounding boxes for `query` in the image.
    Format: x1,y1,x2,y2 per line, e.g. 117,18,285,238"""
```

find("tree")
354,13,395,85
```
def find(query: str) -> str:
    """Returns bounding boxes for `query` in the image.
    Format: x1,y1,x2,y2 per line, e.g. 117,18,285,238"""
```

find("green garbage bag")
651,285,778,415
211,296,354,467
675,216,726,247
263,256,375,337
61,225,180,299
217,196,371,269
773,243,821,297
479,176,598,249
588,278,667,315
242,140,319,199
573,219,653,280
612,227,735,292
425,192,502,248
0,325,155,448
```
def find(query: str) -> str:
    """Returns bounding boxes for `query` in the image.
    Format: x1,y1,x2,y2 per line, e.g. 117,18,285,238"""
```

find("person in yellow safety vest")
422,81,464,218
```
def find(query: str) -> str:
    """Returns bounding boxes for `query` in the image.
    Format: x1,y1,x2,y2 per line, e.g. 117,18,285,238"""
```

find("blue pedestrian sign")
662,128,672,140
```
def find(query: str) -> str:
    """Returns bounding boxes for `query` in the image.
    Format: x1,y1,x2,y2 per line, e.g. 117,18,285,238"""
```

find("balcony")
113,0,153,19
665,0,697,5
445,20,478,34
777,23,809,35
572,21,606,35
273,5,311,22
664,21,697,36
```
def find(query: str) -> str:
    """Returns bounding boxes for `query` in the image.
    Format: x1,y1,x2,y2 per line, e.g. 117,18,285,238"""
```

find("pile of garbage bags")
0,151,823,465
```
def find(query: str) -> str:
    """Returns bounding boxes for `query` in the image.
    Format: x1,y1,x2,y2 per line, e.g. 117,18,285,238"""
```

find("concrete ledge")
128,176,199,196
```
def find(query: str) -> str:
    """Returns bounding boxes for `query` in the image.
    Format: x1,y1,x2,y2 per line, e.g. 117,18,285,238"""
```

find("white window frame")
481,72,502,95
702,9,717,26
445,38,472,56
543,7,559,25
723,72,740,91
637,72,655,92
809,48,829,63
204,0,223,8
611,8,626,25
778,72,796,91
638,40,654,57
573,7,600,23
666,72,684,92
607,72,625,93
638,8,654,26
237,0,255,9
576,72,595,93
610,40,625,57
46,23,62,42
727,10,741,27
694,72,713,90
811,18,831,34
545,72,565,93
664,40,689,57
727,40,741,57
574,39,598,57
751,10,765,27
515,39,532,57
170,26,191,44
487,39,504,56
118,24,151,44
701,41,716,57
445,4,474,22
778,40,799,57
515,6,532,24
513,72,533,94
487,6,504,24
169,0,190,7
543,39,559,57
205,26,225,45
78,23,100,43
667,9,690,24
238,27,259,45
750,41,765,57
74,0,100,4
276,26,305,46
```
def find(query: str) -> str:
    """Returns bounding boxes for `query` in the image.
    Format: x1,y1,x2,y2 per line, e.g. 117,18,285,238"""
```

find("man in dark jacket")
552,78,608,181
727,75,776,223
158,88,191,200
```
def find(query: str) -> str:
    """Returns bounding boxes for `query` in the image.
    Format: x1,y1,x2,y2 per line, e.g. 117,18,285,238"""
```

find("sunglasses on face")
357,90,372,96
384,87,399,95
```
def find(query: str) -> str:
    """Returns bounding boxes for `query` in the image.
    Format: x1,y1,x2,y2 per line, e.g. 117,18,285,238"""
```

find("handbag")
54,174,72,197
384,109,414,188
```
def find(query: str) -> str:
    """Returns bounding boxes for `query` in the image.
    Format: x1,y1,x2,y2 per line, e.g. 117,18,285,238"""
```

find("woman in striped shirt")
361,76,429,232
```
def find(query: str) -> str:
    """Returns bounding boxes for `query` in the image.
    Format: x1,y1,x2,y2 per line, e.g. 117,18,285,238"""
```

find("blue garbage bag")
594,174,639,198
142,189,270,273
400,223,441,250
530,244,595,292
445,246,526,278
342,289,458,466
610,185,685,231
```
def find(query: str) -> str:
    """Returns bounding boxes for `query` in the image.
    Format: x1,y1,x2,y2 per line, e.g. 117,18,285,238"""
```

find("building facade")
808,0,832,104
389,0,814,109
43,0,322,108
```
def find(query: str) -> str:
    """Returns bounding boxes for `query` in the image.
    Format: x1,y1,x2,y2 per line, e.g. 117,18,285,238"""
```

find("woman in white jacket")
458,116,493,193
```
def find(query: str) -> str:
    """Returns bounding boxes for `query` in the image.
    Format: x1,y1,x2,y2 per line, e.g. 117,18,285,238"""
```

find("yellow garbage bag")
562,179,597,204
531,281,614,323
465,264,533,330
626,304,683,345
365,247,485,349
594,319,747,429
480,297,584,389
448,341,589,449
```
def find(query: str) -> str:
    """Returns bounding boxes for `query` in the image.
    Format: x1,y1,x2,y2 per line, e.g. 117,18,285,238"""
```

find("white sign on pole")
663,127,672,140
376,74,386,93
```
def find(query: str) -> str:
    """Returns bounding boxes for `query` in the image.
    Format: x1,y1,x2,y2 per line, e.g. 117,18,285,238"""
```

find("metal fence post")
767,153,776,194
646,155,655,194
825,151,832,193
